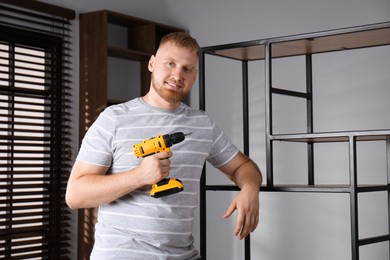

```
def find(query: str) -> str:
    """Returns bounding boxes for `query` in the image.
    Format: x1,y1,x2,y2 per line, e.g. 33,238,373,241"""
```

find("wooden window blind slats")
0,149,52,154
0,16,72,40
2,3,74,28
0,97,52,108
1,63,72,78
0,135,51,141
0,145,70,153
0,207,70,217
0,0,75,20
1,182,53,188
0,163,53,168
0,237,68,247
0,177,53,183
0,245,70,257
0,85,52,97
0,1,74,259
0,127,53,135
0,157,52,162
0,89,52,101
0,205,69,217
1,225,60,236
0,115,53,123
0,210,50,219
0,218,51,227
1,78,57,89
0,115,54,122
0,12,71,33
0,209,70,221
0,142,50,148
0,249,71,260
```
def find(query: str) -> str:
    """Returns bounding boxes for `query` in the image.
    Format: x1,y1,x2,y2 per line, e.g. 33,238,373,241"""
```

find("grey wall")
41,0,390,259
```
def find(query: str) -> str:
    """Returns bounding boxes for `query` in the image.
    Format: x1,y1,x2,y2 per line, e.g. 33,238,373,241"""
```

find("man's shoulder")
103,98,142,116
180,103,208,117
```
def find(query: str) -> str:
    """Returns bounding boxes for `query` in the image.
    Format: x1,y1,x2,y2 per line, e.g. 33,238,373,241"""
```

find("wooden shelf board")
206,23,390,61
104,10,183,32
205,184,389,193
271,129,390,143
106,10,154,27
108,46,151,61
271,27,390,58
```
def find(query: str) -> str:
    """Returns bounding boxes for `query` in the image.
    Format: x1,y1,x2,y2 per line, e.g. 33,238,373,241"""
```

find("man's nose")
171,67,184,80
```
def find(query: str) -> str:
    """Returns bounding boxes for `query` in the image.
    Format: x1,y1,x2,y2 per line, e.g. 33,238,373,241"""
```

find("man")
66,32,262,260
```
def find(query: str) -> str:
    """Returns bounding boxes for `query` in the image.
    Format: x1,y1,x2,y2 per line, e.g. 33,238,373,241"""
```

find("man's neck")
142,92,180,110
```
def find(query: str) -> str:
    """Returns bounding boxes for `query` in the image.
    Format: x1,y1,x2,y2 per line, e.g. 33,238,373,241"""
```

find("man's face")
148,42,198,104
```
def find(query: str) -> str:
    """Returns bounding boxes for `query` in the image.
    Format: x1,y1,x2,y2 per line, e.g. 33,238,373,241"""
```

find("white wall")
42,0,390,259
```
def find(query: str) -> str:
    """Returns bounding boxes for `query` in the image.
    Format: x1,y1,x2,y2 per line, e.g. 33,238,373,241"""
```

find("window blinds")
0,1,75,259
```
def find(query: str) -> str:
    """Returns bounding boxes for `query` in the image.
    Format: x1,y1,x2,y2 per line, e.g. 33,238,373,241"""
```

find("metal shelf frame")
199,21,390,260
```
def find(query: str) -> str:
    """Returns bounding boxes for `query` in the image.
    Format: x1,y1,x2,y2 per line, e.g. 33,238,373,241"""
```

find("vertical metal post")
265,42,274,187
387,139,390,257
199,50,206,112
306,54,314,185
242,62,249,156
198,49,207,259
349,136,359,260
242,60,251,260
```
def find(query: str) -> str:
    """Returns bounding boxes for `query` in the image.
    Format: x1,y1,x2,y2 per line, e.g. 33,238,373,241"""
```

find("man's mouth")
165,81,182,90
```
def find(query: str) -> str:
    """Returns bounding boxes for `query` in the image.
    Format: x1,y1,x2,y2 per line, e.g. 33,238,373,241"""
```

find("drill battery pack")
150,178,184,198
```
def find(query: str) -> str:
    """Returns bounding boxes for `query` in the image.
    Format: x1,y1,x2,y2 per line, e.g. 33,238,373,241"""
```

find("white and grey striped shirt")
76,97,238,260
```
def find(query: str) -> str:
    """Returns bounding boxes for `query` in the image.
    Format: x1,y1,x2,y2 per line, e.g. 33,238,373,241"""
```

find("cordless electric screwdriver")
133,132,190,198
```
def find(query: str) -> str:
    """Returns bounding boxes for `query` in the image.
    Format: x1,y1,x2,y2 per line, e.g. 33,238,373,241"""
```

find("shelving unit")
199,21,390,260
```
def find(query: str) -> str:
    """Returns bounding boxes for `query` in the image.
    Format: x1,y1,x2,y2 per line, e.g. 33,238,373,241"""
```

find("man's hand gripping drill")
133,132,190,198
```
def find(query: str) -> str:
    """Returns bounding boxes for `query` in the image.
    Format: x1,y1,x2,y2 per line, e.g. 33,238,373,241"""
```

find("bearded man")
66,32,262,260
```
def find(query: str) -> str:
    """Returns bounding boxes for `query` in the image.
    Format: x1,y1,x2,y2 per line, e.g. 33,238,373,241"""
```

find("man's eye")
167,62,174,67
184,67,193,73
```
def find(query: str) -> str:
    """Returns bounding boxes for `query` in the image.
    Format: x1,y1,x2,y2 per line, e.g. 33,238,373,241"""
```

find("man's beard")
151,73,188,103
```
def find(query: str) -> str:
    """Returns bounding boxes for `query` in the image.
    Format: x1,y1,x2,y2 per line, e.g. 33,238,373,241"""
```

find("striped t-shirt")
76,97,238,260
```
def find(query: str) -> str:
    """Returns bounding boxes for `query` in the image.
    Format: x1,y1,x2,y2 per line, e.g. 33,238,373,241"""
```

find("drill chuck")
163,132,187,147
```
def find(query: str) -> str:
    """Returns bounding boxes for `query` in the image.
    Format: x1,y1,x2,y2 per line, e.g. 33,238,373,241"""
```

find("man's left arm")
218,151,263,240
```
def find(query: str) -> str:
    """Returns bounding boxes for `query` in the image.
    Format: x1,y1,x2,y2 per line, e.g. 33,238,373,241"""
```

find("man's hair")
159,32,199,54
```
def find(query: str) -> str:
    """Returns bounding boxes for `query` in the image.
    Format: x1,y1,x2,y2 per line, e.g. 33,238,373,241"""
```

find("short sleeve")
76,108,116,167
206,121,239,168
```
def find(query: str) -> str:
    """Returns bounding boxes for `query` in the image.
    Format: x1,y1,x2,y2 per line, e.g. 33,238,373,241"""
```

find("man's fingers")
239,217,253,240
155,151,172,159
223,202,236,218
236,209,259,240
224,198,260,240
252,213,259,232
234,210,244,237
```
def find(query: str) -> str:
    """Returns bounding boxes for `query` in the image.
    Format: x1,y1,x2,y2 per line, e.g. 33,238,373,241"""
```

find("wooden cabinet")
79,10,184,138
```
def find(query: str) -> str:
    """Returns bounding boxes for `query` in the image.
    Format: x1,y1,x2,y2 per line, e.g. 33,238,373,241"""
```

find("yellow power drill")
133,132,190,198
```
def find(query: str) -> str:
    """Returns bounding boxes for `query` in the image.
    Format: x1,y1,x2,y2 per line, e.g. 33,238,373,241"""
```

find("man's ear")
148,55,155,72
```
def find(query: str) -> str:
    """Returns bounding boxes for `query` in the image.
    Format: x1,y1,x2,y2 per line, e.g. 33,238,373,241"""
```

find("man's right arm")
65,151,172,209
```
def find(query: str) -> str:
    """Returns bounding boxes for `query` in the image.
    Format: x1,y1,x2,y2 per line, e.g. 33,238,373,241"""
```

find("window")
0,2,74,259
